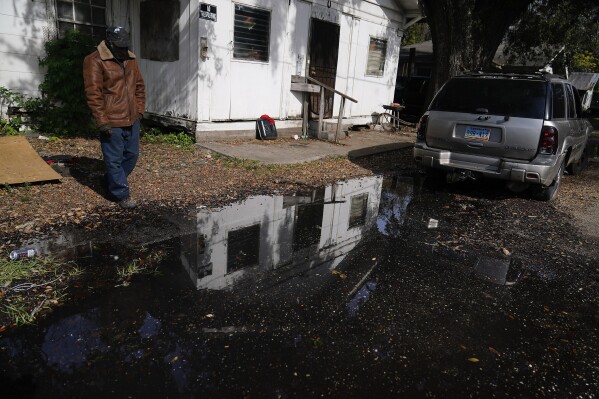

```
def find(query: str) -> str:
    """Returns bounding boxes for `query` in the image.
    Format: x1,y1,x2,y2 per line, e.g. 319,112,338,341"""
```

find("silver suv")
413,73,592,201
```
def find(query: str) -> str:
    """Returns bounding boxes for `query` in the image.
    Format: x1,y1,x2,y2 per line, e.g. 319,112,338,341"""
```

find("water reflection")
376,175,414,238
0,173,548,397
139,312,162,339
347,280,377,318
41,308,108,373
181,176,384,289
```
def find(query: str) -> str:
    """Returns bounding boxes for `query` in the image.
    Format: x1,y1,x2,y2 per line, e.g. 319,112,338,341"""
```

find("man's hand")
99,125,112,136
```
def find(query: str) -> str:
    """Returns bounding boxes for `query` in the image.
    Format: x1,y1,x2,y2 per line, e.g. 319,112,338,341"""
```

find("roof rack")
457,71,564,81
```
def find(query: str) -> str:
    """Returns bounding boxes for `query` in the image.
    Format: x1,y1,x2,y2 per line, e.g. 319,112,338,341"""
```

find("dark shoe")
118,197,137,209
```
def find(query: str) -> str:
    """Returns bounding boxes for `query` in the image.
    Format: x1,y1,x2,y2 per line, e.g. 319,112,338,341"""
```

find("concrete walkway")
196,130,416,164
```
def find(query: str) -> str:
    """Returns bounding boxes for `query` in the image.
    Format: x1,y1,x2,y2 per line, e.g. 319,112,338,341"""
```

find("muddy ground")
1,137,598,332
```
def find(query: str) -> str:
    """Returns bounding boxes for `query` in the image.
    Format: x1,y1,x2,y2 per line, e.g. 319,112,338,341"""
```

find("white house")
1,0,421,137
180,175,383,289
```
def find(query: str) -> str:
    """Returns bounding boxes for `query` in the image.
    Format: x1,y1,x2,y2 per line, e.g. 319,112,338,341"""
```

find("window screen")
349,194,369,229
551,83,566,119
233,4,270,62
56,0,106,42
366,38,387,76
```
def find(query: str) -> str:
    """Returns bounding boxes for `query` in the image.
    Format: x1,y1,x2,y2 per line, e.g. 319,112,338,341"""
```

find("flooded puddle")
1,173,552,397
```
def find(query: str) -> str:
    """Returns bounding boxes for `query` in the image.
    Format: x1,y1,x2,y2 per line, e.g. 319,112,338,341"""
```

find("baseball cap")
106,26,130,47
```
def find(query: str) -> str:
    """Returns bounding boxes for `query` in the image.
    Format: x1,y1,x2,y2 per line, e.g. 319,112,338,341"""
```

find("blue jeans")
100,120,140,200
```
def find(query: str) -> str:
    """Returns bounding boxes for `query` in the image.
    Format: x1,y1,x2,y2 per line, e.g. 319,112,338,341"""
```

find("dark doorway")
308,19,340,119
293,188,325,252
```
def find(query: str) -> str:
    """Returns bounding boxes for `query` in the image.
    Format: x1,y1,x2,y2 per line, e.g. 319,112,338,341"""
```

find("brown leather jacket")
83,41,145,128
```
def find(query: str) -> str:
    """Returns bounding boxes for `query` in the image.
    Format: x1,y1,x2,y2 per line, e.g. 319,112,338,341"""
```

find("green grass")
0,257,80,327
116,259,143,279
212,152,261,170
142,128,195,147
2,183,14,193
19,182,31,203
0,257,60,287
1,299,36,325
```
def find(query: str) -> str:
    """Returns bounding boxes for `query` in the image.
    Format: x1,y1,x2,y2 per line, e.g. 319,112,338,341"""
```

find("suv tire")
532,160,564,201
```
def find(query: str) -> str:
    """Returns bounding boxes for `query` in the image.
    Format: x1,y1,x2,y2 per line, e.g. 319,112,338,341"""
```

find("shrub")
32,30,98,135
0,118,20,135
141,127,195,147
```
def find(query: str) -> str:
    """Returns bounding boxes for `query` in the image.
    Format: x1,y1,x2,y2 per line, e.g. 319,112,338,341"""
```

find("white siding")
132,0,199,120
201,0,403,123
126,0,405,128
349,21,401,117
187,175,383,289
0,0,55,97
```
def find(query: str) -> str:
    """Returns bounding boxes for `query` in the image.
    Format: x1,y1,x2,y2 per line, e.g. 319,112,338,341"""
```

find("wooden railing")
290,75,357,142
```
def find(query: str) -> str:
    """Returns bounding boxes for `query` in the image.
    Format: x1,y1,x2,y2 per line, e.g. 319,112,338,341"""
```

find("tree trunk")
420,0,535,105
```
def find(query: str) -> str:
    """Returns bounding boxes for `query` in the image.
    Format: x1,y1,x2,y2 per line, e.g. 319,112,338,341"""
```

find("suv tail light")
416,114,429,139
538,126,558,155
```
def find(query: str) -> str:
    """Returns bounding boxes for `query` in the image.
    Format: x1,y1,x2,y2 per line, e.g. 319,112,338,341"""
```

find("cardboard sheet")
0,136,62,184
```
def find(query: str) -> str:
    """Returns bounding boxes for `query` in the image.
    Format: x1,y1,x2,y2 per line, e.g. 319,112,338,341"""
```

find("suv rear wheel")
531,160,564,201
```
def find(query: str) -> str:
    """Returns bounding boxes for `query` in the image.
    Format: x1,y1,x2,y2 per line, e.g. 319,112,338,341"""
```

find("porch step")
308,120,351,141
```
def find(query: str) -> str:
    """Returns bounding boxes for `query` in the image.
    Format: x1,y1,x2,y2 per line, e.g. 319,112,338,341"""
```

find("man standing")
83,26,145,209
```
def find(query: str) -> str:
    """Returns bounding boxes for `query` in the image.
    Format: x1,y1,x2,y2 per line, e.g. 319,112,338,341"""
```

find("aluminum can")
9,249,36,261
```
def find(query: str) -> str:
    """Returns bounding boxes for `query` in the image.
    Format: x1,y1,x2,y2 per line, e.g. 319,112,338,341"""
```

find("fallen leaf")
467,358,480,363
170,356,179,363
488,347,501,357
331,270,347,279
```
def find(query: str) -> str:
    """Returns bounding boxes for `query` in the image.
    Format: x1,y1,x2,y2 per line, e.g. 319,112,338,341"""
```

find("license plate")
464,127,491,141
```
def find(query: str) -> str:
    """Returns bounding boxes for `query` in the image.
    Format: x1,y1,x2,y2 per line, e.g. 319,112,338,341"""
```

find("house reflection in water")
180,176,383,289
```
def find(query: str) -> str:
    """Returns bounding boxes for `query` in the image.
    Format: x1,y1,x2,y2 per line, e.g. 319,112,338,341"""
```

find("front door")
308,18,340,119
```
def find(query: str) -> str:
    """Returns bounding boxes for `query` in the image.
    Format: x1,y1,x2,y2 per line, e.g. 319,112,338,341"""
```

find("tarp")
0,136,62,184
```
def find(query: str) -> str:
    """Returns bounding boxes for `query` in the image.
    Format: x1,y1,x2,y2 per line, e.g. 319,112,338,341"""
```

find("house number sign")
200,3,217,21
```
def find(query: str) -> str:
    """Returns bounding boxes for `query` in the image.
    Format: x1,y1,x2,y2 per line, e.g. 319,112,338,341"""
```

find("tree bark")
420,0,535,100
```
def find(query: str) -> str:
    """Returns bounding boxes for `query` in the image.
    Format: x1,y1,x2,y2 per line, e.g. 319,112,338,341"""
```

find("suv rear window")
431,78,547,119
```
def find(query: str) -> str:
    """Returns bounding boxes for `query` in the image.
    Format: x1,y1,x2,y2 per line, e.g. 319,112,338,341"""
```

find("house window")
227,224,260,273
292,188,325,251
349,193,369,229
140,0,180,61
233,4,270,62
366,37,387,76
56,0,106,41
